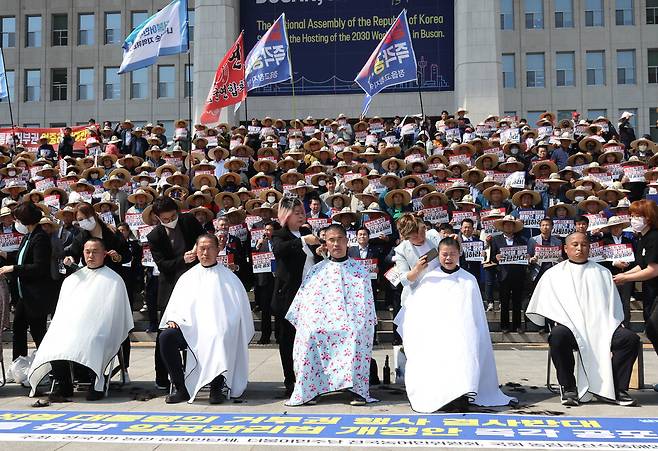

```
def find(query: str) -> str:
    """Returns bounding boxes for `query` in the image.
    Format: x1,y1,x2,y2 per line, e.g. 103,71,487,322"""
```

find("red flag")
200,32,246,125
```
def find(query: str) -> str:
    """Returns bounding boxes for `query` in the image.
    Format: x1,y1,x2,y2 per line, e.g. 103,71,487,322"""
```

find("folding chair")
545,322,560,394
49,345,127,396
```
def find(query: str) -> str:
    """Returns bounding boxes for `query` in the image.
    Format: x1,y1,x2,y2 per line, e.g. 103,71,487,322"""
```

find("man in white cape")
286,224,377,406
158,234,254,404
394,236,514,413
28,238,134,401
527,232,639,407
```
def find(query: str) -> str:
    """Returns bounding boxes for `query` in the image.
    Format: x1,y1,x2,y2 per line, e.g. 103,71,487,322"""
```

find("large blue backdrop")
240,0,454,96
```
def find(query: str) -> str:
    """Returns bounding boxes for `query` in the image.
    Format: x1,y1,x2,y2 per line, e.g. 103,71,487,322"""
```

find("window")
585,0,604,26
188,9,194,41
524,0,544,29
616,0,634,25
555,0,574,27
501,54,515,88
556,51,575,86
649,0,658,24
26,15,42,48
618,108,637,129
51,68,67,101
503,111,517,119
50,123,66,127
0,70,14,102
131,68,148,99
158,65,175,98
557,110,576,121
78,68,94,100
649,49,658,83
1,17,16,48
23,123,40,127
526,111,544,125
104,12,121,45
156,120,174,137
78,13,94,45
24,69,40,102
616,50,635,84
650,108,658,141
526,53,545,87
104,67,120,99
52,14,68,46
587,109,607,121
131,11,148,30
586,50,606,85
500,0,514,30
185,64,193,97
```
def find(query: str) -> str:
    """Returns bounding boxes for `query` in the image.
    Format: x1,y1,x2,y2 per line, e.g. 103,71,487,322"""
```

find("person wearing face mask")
613,200,658,365
146,196,205,390
0,202,55,360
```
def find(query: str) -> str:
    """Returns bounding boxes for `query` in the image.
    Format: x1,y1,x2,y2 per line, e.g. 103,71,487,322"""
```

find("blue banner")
0,410,656,447
245,13,292,91
240,0,453,96
355,10,417,116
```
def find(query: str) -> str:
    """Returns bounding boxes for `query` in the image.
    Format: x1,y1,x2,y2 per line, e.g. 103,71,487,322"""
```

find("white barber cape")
159,263,254,402
394,267,513,413
526,260,623,402
28,266,134,395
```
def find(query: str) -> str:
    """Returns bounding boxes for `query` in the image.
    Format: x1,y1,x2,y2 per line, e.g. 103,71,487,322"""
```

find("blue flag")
355,10,418,116
118,0,189,74
0,50,8,99
245,13,292,91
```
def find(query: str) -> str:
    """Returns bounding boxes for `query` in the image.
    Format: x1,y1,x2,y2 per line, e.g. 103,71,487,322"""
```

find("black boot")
86,389,105,401
165,386,190,404
48,380,73,402
209,375,225,405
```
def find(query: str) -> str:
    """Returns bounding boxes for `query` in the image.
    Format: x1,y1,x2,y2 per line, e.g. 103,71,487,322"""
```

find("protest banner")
244,215,261,230
307,217,330,235
141,246,154,267
604,243,635,263
421,206,449,224
252,251,274,274
445,128,461,143
347,230,358,247
0,125,87,150
228,223,248,242
623,165,647,182
56,179,74,192
505,171,525,188
384,266,402,287
585,214,607,232
43,194,60,210
500,127,520,143
217,253,235,268
354,257,379,279
99,212,116,227
451,211,479,227
0,232,21,252
498,245,529,265
250,228,266,249
137,225,155,244
553,219,576,237
534,245,562,264
483,146,505,161
462,241,484,262
448,154,470,166
519,210,544,229
481,217,502,236
589,241,605,262
125,213,146,231
34,178,55,191
364,217,392,238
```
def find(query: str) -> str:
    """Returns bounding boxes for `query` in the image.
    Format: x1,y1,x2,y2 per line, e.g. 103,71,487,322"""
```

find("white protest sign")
499,245,529,265
604,243,635,263
462,241,484,262
534,245,562,264
252,251,274,273
364,217,392,239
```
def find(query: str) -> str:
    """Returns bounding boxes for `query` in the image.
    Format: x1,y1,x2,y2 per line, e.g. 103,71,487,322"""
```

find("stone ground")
0,344,656,450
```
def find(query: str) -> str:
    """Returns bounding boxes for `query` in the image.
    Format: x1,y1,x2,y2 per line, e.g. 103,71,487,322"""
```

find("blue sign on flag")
355,9,418,116
245,13,291,91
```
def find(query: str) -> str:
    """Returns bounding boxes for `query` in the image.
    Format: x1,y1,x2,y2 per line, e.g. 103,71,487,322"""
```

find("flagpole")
244,97,248,125
186,6,193,183
417,81,425,119
0,46,17,150
285,13,296,124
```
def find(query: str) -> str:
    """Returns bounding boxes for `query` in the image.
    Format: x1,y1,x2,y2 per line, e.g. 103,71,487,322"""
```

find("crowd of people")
0,108,657,410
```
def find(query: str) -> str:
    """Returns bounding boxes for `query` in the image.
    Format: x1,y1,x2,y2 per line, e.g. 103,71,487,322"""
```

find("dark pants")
159,327,223,391
276,316,296,388
616,282,633,328
51,360,96,392
145,270,159,330
254,282,273,341
499,273,525,330
12,301,48,360
549,324,639,392
484,266,498,303
154,329,169,387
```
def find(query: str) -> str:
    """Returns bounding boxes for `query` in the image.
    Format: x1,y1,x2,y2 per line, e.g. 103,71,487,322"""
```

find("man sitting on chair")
159,234,254,404
28,238,134,401
526,232,640,407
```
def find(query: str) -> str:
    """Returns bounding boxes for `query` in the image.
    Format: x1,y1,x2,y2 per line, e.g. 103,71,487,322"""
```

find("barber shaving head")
564,232,590,263
83,238,106,269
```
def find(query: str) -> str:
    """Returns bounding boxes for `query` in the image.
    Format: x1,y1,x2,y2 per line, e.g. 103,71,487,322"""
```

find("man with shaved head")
526,232,640,407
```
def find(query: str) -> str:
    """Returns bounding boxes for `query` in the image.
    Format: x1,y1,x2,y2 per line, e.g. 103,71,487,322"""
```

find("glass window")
618,108,638,129
524,0,544,29
526,52,545,88
157,65,175,98
26,15,42,48
586,51,606,85
616,49,635,84
0,70,14,102
648,0,658,24
51,68,67,101
585,0,605,26
650,108,658,141
104,67,120,100
587,109,607,121
131,11,148,30
556,52,575,86
24,69,40,102
104,12,121,45
131,67,148,99
1,17,16,48
526,111,544,125
188,9,194,42
502,54,515,88
555,0,574,27
78,13,94,46
649,49,658,84
616,0,634,25
52,14,68,46
23,123,40,127
557,110,576,121
500,0,514,30
78,68,94,100
185,64,193,97
156,120,174,137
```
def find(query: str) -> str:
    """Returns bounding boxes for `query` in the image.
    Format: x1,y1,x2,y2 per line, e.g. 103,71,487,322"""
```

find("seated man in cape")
159,233,254,404
527,232,639,407
394,237,514,413
28,238,134,401
286,224,377,406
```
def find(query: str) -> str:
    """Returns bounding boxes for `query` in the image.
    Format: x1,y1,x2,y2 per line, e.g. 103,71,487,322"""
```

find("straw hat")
258,188,283,203
215,191,240,208
577,195,608,211
384,189,412,208
253,158,277,174
93,200,118,213
325,193,351,209
444,181,470,198
191,173,217,190
493,215,524,233
219,172,241,186
223,206,247,223
543,173,568,185
331,207,358,223
598,215,631,231
498,157,525,172
530,160,558,175
456,194,477,209
249,171,274,187
163,184,189,199
421,191,449,207
127,189,154,204
483,185,510,202
511,189,541,207
345,175,369,192
546,202,576,218
475,153,499,170
208,146,229,160
186,191,212,207
3,180,29,195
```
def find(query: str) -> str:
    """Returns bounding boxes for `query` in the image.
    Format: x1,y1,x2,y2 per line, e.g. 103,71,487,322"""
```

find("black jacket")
271,226,311,316
11,225,55,315
490,233,528,280
146,212,204,308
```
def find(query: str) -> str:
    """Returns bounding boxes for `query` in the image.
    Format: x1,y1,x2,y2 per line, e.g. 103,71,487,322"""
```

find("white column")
193,0,240,125
454,0,502,123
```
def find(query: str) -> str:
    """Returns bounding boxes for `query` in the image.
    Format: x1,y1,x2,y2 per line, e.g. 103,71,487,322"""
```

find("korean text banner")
118,0,189,74
0,126,87,150
240,0,453,96
245,13,292,91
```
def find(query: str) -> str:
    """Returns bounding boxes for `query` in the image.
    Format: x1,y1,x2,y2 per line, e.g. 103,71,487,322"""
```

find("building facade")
0,0,655,140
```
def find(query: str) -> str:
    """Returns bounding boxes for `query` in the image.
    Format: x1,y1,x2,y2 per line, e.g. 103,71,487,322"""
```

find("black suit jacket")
271,226,311,316
12,225,55,315
146,212,204,307
490,233,528,281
